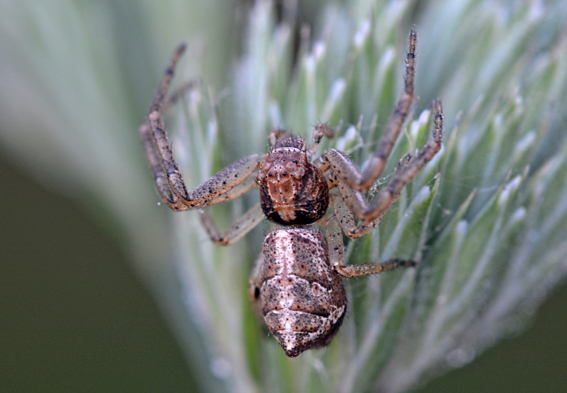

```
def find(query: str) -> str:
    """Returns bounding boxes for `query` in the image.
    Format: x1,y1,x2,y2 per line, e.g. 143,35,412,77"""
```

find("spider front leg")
140,120,185,210
141,116,262,211
307,124,334,158
141,42,265,210
141,43,268,246
323,216,416,278
330,193,385,239
149,104,265,209
323,30,417,193
328,99,443,223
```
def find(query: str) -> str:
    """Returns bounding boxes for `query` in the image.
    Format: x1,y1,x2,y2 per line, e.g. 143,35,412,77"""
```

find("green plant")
1,1,566,392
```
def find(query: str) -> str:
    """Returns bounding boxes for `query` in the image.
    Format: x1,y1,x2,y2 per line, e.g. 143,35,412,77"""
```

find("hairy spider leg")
306,124,334,159
331,99,443,223
140,43,267,244
323,215,416,278
330,193,386,238
323,29,417,193
200,203,264,246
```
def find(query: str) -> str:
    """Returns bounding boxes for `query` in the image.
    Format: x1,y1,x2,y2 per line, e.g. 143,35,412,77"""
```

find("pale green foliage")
1,0,567,392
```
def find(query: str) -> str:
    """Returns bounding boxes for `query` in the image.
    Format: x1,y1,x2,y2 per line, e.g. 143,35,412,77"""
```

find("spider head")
258,137,329,225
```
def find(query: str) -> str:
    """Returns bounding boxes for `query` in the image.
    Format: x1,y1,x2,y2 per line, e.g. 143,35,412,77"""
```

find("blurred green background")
2,0,567,392
2,153,567,391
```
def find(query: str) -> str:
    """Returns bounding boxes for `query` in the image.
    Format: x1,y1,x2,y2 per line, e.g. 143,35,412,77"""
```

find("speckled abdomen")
260,227,347,357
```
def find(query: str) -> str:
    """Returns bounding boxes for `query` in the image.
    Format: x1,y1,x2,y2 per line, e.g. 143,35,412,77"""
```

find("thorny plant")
156,2,567,392
141,30,443,358
1,1,567,392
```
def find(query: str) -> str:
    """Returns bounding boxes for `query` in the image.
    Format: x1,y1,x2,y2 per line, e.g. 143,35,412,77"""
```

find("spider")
140,30,443,357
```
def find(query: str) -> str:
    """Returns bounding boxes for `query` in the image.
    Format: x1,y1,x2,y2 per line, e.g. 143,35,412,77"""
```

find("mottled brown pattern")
258,138,329,225
143,30,439,358
260,228,346,357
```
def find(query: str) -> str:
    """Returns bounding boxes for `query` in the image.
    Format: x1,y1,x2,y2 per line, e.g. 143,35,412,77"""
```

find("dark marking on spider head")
258,136,329,225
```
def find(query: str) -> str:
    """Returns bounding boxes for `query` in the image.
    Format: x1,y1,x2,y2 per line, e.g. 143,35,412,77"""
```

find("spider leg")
199,203,264,246
330,152,415,237
139,121,187,210
329,99,442,223
336,259,416,278
143,102,263,210
361,99,443,222
151,113,264,206
328,162,388,230
248,251,264,317
323,215,416,278
330,193,385,239
161,79,199,113
268,128,293,146
150,43,187,113
201,175,258,207
196,177,262,246
140,47,200,210
143,44,266,210
306,123,334,159
322,30,416,193
143,110,261,210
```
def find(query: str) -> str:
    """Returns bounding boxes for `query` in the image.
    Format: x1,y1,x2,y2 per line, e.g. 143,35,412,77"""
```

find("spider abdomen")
260,227,346,357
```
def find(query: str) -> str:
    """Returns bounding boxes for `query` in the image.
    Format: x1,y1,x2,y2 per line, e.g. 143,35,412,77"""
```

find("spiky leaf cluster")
1,1,566,392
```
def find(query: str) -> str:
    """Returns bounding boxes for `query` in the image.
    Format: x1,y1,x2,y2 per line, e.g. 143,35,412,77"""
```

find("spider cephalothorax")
258,136,329,225
141,30,443,357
